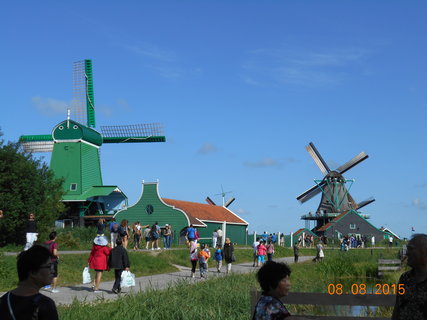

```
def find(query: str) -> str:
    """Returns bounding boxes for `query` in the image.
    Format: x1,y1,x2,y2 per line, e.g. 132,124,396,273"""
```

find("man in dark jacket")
108,238,130,294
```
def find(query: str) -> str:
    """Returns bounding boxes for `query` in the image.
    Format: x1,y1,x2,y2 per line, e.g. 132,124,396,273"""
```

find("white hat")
165,224,169,226
94,236,108,246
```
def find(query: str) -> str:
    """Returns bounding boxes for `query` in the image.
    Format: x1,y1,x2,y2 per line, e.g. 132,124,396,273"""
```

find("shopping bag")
82,267,91,284
120,270,136,287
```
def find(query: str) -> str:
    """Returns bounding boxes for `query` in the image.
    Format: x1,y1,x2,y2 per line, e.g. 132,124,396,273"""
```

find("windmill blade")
101,123,166,143
337,152,368,174
19,135,54,153
205,197,216,206
225,197,235,208
357,197,375,209
306,142,330,175
72,60,95,127
296,181,325,203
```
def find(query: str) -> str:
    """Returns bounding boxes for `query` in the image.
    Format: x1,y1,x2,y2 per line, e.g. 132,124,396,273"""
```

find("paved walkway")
16,255,314,306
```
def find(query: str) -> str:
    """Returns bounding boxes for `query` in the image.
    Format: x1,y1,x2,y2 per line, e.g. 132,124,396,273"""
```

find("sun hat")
94,236,108,246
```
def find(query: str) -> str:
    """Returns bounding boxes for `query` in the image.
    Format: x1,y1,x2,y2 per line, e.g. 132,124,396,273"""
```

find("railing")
250,289,395,319
378,259,401,277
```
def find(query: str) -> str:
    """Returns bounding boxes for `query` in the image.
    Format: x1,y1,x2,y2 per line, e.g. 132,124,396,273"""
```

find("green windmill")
19,60,166,226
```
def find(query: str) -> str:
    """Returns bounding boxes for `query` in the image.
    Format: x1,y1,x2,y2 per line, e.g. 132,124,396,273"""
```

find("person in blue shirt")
214,244,224,273
186,224,196,243
109,220,120,248
271,233,277,244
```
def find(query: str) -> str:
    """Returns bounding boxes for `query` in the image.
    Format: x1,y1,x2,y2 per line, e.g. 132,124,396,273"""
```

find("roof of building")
316,211,351,232
294,228,317,236
62,185,126,201
379,227,401,240
162,198,248,226
316,210,382,233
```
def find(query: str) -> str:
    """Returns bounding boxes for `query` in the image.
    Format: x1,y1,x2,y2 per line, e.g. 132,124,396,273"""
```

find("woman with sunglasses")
0,245,59,319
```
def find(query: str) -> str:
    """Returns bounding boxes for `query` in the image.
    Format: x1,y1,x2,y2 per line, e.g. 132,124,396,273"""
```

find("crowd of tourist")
1,211,425,320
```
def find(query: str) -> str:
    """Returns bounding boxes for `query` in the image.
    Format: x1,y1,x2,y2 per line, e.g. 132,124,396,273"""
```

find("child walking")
198,244,210,278
214,244,224,273
256,240,267,267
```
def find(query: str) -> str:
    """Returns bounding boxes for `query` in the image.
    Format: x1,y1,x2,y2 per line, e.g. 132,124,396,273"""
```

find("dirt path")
9,255,314,305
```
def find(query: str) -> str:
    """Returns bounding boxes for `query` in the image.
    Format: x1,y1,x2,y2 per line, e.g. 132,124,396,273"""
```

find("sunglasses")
40,263,55,272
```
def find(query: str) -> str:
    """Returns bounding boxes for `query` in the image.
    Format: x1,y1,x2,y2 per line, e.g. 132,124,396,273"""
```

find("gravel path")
1,255,314,305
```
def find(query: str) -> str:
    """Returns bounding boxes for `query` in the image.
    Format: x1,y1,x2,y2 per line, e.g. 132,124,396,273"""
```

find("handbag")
82,267,91,284
120,270,136,287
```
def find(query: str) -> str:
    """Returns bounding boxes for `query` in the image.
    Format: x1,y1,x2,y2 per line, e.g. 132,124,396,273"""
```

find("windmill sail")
72,60,95,128
19,135,54,153
101,123,165,143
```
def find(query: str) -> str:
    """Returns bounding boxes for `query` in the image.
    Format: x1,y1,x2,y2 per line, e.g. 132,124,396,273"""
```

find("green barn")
114,182,249,245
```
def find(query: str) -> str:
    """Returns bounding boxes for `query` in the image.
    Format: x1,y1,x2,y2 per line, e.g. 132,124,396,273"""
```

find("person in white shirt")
252,238,260,267
217,228,223,246
212,229,218,248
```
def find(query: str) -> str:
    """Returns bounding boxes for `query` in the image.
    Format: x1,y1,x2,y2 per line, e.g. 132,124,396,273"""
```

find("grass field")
56,248,403,320
0,244,297,291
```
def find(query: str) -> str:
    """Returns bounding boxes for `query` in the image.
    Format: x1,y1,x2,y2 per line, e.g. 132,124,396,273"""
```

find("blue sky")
1,1,426,239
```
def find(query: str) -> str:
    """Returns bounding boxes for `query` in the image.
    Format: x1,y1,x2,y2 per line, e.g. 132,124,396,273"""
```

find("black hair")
257,261,291,294
17,245,51,282
116,237,123,246
49,231,57,240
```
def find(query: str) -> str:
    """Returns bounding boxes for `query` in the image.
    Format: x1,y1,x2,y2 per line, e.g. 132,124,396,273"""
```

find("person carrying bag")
108,238,130,294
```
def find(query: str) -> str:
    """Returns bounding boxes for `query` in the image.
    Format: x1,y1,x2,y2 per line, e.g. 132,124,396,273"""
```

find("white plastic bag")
82,267,91,284
120,270,135,288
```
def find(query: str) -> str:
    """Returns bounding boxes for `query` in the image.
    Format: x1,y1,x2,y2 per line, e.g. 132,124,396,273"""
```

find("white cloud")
32,96,68,116
236,208,249,215
119,42,175,62
242,46,370,87
244,157,282,168
412,198,427,210
116,99,130,111
197,143,217,155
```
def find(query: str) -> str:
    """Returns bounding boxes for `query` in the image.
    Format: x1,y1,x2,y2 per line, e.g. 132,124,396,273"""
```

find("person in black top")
108,237,130,294
392,233,427,320
24,213,38,251
0,245,59,320
96,218,106,236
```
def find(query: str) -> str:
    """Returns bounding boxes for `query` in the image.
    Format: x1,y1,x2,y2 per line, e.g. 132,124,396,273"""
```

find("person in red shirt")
44,231,59,293
88,236,111,293
257,240,267,266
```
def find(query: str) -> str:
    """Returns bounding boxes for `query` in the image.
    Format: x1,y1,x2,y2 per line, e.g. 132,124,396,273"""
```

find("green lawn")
0,245,296,291
56,248,403,320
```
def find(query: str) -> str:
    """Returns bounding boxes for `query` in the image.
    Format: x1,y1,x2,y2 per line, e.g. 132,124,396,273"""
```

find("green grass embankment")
57,248,403,320
0,245,295,291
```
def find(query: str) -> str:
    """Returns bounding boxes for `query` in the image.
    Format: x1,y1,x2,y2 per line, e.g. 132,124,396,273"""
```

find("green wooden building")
114,182,249,245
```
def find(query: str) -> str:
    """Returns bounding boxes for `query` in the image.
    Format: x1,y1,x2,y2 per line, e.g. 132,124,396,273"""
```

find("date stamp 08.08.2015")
327,283,405,295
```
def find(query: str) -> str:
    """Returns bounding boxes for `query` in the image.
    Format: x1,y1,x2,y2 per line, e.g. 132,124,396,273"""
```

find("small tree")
0,132,64,246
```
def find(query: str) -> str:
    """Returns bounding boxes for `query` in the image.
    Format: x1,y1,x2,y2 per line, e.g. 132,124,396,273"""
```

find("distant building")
284,228,317,247
379,226,401,240
315,210,385,243
114,182,249,245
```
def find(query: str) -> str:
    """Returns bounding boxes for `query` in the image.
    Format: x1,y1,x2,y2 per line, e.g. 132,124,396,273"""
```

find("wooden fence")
250,289,396,319
377,259,401,277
